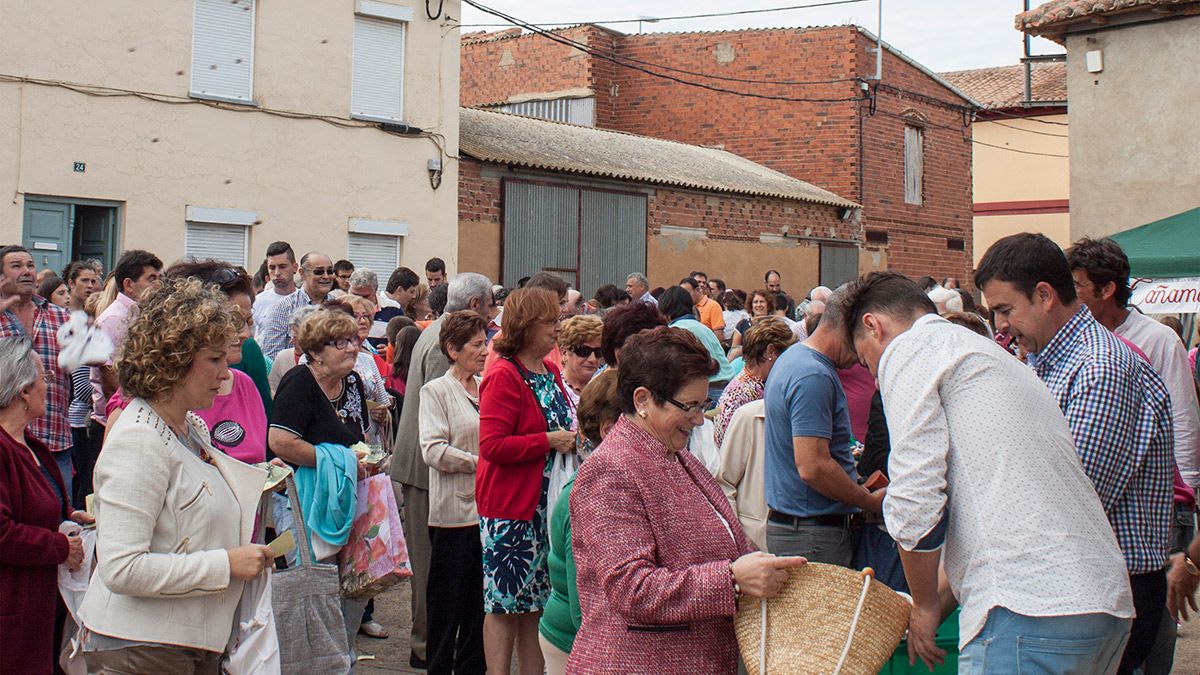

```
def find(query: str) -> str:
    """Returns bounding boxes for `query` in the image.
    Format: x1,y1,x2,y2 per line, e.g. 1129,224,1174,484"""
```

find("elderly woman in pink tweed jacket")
567,327,806,674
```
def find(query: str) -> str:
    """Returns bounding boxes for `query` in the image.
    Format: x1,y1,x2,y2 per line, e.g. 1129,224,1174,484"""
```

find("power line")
458,0,870,28
989,119,1068,138
462,0,865,103
971,139,1067,158
464,2,862,87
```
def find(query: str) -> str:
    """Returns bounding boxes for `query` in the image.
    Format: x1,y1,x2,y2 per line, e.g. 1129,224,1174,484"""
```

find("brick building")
458,107,867,296
461,24,978,288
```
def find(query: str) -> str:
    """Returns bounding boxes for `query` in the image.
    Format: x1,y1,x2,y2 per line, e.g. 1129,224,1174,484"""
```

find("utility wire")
989,119,1068,138
971,139,1067,158
458,0,869,28
462,0,864,102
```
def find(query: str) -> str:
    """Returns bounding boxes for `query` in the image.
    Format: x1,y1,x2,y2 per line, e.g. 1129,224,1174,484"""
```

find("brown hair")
577,369,621,445
557,314,603,351
117,277,239,401
942,311,992,338
295,309,358,357
491,287,559,357
616,327,718,414
742,317,797,365
439,310,488,358
600,301,667,365
744,289,775,315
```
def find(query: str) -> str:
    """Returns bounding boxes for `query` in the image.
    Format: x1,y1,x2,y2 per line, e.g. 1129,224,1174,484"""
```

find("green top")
670,317,737,384
233,338,273,420
539,476,582,654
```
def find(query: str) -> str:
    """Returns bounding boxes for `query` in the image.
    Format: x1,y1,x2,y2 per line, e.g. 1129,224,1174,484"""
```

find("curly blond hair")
295,309,358,357
742,316,797,365
557,314,603,350
117,277,240,401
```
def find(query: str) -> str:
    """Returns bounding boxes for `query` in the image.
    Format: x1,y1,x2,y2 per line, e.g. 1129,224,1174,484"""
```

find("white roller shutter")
190,0,256,103
185,222,248,267
348,233,399,275
351,15,406,122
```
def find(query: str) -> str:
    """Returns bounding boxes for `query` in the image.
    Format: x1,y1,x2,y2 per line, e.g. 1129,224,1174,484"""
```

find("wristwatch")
1185,555,1200,577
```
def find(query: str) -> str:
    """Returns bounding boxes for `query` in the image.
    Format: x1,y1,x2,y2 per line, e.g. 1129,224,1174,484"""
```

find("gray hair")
626,273,648,289
809,286,833,304
0,337,38,409
446,272,493,313
289,303,322,328
819,286,847,329
348,268,378,290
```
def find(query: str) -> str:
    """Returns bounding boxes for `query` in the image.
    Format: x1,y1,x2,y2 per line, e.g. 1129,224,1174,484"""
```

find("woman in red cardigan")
0,337,89,674
478,288,576,675
567,328,806,674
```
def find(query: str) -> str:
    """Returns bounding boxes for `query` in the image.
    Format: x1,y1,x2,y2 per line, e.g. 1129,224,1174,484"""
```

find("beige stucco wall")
0,0,461,271
1064,15,1200,239
971,115,1071,264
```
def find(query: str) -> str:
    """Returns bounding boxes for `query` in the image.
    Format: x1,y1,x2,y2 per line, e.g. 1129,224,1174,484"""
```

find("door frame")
22,194,123,270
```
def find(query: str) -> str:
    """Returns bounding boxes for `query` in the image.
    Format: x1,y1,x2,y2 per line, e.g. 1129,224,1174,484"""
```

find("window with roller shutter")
351,4,408,122
348,233,400,275
184,223,248,267
190,0,256,103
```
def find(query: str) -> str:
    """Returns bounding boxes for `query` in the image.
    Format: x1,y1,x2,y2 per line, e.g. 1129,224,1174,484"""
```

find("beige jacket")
715,400,767,550
420,372,481,527
79,398,267,652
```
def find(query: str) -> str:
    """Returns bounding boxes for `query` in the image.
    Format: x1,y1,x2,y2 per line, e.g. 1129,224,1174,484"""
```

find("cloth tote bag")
338,474,412,600
272,475,352,674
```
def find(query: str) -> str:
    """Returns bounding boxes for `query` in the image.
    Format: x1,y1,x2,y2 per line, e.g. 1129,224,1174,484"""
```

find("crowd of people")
1,232,1199,674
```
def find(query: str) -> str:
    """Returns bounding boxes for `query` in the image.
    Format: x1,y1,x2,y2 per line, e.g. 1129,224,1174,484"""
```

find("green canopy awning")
1111,207,1200,278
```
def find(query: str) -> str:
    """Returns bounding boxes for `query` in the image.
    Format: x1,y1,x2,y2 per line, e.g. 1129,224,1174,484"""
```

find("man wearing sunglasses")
259,251,336,359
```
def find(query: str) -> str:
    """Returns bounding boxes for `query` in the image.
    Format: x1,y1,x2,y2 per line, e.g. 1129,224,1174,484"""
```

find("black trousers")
1118,567,1166,675
427,525,485,675
74,421,105,509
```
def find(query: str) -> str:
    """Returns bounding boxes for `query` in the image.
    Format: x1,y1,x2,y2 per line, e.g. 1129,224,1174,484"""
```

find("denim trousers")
765,520,853,566
959,607,1130,675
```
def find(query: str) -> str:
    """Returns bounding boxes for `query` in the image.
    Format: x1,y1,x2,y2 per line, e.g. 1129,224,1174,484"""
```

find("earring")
638,409,647,418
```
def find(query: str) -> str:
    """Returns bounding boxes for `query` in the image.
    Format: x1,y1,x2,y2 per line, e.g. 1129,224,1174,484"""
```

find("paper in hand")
266,530,296,558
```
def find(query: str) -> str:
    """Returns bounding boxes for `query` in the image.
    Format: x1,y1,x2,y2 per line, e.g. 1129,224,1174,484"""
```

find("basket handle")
758,598,768,674
832,570,874,675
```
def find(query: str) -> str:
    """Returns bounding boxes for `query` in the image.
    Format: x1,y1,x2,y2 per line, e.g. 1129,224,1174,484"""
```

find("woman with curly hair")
727,289,774,361
77,278,274,673
712,317,796,447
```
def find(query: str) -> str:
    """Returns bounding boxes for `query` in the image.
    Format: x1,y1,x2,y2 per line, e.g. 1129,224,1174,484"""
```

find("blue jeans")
960,607,1130,674
54,448,74,510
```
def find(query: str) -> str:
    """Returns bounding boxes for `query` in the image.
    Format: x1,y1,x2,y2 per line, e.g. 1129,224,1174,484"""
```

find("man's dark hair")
764,269,781,283
428,282,449,317
689,270,708,281
916,276,937,292
0,245,30,265
334,259,355,274
386,266,420,294
1065,237,1132,307
165,258,253,298
839,272,937,345
593,283,622,308
63,260,95,284
425,257,446,274
657,286,695,321
709,278,727,293
265,241,295,262
975,233,1076,304
527,271,569,299
772,292,790,313
113,249,163,291
678,277,699,291
956,288,978,314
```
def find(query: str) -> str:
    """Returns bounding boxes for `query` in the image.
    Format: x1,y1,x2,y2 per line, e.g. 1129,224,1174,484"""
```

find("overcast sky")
457,0,1065,73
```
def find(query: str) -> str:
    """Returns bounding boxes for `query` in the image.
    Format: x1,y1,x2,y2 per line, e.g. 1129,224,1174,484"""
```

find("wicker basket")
735,564,911,674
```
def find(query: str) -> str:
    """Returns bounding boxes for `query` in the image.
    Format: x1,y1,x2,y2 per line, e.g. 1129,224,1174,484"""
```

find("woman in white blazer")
79,278,274,674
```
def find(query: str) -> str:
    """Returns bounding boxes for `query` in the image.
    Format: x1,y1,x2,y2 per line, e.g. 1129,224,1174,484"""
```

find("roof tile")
940,62,1067,109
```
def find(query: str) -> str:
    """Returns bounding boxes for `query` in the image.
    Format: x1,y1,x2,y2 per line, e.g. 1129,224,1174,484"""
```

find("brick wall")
459,25,975,285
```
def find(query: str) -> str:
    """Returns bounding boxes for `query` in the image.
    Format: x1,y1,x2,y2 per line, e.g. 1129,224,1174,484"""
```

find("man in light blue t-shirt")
763,292,885,566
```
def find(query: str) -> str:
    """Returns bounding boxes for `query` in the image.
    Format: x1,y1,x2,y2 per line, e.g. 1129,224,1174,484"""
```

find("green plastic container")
879,609,960,674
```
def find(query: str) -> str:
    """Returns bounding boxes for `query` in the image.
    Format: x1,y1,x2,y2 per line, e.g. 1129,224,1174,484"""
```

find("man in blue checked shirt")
978,233,1173,675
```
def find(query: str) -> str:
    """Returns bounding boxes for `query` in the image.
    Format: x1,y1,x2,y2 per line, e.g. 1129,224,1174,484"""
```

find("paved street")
356,581,1200,673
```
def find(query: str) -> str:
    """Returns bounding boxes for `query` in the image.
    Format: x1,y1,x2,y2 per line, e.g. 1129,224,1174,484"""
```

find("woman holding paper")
78,278,272,674
0,336,90,674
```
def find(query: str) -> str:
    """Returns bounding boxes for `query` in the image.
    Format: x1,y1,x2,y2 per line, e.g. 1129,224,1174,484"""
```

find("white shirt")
879,314,1133,647
252,287,292,340
1115,310,1200,486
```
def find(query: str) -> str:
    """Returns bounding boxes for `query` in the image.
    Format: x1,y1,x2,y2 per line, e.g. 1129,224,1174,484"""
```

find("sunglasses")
660,393,711,418
570,345,603,360
307,267,335,276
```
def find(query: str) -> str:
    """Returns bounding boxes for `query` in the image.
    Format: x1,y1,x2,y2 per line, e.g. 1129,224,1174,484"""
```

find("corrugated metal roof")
460,107,859,208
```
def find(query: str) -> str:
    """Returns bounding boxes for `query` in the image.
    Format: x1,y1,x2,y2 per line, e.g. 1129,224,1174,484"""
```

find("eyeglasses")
569,345,603,360
306,267,335,277
324,337,361,350
660,393,711,418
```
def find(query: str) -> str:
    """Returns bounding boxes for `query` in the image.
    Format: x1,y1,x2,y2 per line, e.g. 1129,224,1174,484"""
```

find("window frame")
904,124,924,206
350,2,412,123
189,0,257,105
